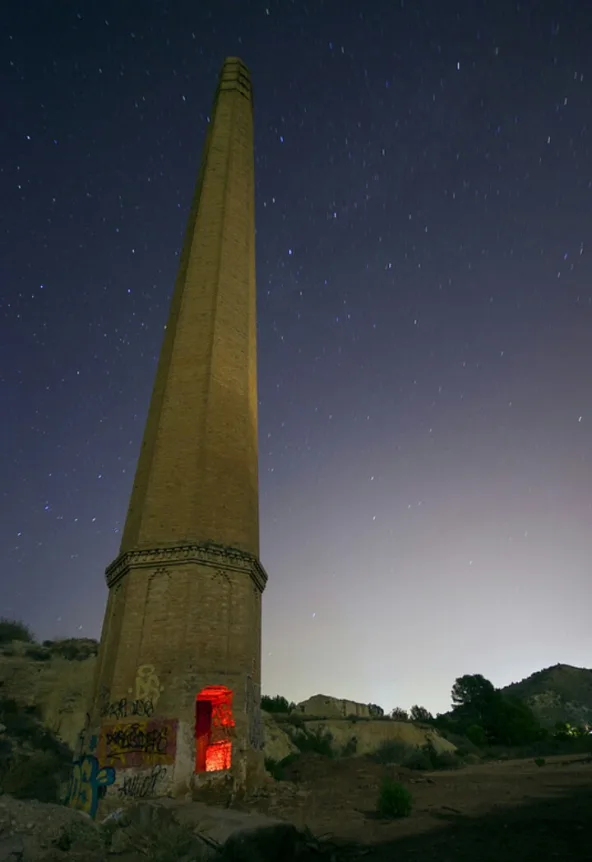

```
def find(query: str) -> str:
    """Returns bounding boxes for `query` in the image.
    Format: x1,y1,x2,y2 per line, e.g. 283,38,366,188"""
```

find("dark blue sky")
2,0,591,714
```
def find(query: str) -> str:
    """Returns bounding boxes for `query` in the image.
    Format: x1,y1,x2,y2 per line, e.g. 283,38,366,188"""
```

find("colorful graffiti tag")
65,754,115,818
98,718,178,769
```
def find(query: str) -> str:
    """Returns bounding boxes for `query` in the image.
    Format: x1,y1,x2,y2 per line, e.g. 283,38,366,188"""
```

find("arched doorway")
195,685,235,772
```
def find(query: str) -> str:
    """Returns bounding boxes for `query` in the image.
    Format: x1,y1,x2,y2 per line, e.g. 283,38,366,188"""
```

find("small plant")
376,777,413,818
534,757,546,767
0,618,35,645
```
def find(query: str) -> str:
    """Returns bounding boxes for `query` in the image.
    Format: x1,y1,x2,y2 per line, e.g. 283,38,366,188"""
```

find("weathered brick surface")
120,56,259,557
82,58,266,801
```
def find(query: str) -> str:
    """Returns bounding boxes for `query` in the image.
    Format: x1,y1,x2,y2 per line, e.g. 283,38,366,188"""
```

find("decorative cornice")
217,57,252,104
105,541,267,593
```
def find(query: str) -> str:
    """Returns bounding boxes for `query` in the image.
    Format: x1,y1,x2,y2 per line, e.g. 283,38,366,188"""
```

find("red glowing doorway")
195,685,235,772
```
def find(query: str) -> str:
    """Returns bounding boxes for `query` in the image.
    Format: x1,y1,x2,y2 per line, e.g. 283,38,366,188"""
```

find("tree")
260,695,295,713
368,703,384,718
390,707,409,721
0,619,34,645
451,674,497,713
410,705,433,723
450,675,543,746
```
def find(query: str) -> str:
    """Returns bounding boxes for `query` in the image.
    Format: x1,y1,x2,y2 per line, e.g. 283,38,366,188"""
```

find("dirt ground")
245,752,592,861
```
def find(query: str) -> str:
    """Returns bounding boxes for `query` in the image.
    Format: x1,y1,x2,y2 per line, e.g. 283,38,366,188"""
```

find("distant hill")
500,664,592,729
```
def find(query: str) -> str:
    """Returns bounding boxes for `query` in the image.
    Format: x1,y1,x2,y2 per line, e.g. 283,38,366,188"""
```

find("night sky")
2,0,592,717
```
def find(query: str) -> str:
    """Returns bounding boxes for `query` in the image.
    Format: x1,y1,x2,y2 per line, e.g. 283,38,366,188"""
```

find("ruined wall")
297,694,371,719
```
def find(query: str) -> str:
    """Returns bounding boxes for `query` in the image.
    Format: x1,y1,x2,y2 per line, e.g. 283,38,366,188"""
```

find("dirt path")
246,753,592,860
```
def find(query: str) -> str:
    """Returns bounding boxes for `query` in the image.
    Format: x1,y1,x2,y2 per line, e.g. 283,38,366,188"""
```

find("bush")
264,753,299,780
0,697,72,770
401,746,432,770
264,757,282,779
291,727,334,757
341,736,358,757
24,645,51,662
284,713,305,729
534,757,546,767
429,748,462,770
0,619,35,645
1,751,68,803
442,731,483,756
466,724,488,747
42,638,99,661
368,739,412,765
376,777,413,818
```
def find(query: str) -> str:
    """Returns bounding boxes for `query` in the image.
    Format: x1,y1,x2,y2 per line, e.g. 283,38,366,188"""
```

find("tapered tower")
73,58,267,810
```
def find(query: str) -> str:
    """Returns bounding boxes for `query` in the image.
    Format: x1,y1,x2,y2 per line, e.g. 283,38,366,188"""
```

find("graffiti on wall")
65,735,115,818
135,664,164,706
98,664,164,721
245,675,265,751
117,764,167,799
100,697,154,720
98,718,178,769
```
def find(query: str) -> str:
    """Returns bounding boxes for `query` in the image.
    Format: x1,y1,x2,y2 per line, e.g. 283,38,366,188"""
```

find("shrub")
24,645,51,662
368,739,413,765
292,727,334,757
264,757,281,779
341,736,358,757
42,638,99,661
376,777,413,818
0,619,35,645
466,724,488,747
285,713,305,729
1,751,67,803
0,698,71,760
429,748,461,770
443,731,483,756
401,746,432,770
534,757,546,767
264,753,299,780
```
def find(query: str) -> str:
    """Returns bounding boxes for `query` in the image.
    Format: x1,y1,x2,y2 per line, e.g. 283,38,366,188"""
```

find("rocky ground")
244,750,592,861
1,749,592,860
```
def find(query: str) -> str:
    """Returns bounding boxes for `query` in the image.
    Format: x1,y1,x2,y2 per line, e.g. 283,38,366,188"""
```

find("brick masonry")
70,58,268,812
